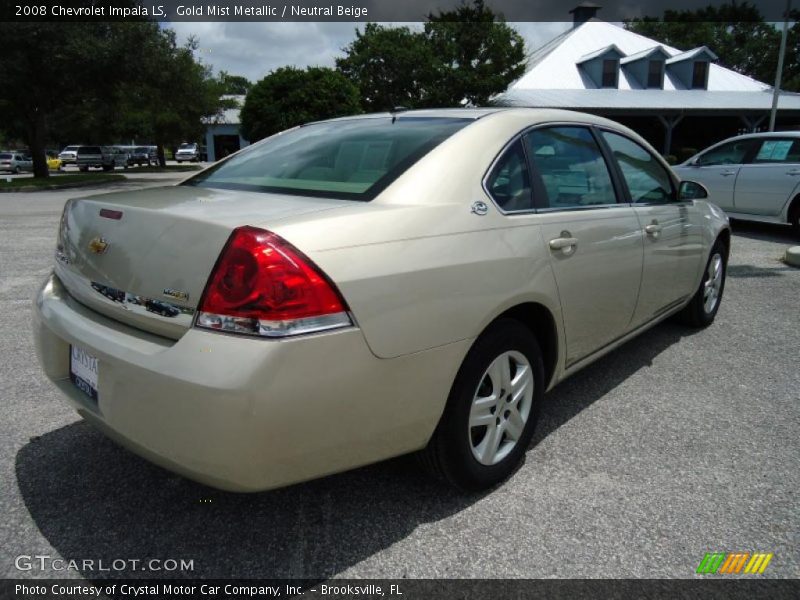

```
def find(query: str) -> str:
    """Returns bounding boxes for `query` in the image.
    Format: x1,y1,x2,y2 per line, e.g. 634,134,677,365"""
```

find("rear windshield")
179,144,195,150
62,146,78,152
78,146,101,154
185,117,471,200
0,153,11,159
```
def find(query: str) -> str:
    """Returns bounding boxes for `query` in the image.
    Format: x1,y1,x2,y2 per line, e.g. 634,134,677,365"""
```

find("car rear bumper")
33,272,466,491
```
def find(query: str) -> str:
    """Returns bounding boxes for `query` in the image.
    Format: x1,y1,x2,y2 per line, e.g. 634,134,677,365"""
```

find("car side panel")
673,165,739,210
733,163,800,217
304,217,561,360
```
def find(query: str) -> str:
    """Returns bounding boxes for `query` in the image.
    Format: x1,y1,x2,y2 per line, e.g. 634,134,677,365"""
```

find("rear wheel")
790,204,800,237
675,239,727,327
419,319,544,491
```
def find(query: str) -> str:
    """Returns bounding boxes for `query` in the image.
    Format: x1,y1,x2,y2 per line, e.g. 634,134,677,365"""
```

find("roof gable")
510,20,768,92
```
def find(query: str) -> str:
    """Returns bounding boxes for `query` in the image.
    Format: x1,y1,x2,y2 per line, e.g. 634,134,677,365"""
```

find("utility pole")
769,0,792,131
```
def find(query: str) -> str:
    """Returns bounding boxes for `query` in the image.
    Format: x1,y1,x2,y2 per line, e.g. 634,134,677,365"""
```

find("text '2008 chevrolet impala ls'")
33,109,730,492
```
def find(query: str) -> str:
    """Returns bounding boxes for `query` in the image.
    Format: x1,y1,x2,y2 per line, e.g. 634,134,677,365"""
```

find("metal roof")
620,46,670,65
665,46,718,64
495,89,800,112
506,21,769,93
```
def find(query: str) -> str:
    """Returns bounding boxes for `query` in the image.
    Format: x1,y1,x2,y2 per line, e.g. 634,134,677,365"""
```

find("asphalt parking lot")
0,178,798,580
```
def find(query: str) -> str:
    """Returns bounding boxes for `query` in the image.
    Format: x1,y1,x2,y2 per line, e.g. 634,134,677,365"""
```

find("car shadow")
15,322,695,580
729,219,797,244
530,321,695,446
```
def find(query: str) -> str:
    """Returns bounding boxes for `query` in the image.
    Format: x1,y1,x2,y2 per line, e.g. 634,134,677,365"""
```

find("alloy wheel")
703,252,723,314
468,350,534,466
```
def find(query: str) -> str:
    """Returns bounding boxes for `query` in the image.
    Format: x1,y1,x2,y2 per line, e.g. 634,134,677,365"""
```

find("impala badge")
88,237,109,255
163,288,189,302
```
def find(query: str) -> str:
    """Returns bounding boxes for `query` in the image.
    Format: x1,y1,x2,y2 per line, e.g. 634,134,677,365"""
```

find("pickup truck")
175,142,205,163
76,146,127,171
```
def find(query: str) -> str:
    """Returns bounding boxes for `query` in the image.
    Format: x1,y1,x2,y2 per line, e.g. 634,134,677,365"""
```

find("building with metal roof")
202,95,250,162
496,4,800,159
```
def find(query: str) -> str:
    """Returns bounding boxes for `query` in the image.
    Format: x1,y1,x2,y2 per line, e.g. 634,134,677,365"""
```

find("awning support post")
740,114,766,132
657,115,684,156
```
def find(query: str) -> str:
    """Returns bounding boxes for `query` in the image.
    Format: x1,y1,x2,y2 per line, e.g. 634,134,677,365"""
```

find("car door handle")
720,170,737,176
549,236,578,251
645,223,662,236
787,169,800,176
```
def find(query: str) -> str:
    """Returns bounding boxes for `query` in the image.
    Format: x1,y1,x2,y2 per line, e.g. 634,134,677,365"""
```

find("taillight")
195,226,352,337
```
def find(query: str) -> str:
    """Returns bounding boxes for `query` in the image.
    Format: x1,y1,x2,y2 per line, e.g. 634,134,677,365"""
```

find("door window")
485,139,532,212
695,139,755,166
601,131,675,204
751,138,800,164
525,126,617,209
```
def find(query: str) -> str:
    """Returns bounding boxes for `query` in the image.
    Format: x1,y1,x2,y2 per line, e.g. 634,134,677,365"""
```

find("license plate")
70,345,99,401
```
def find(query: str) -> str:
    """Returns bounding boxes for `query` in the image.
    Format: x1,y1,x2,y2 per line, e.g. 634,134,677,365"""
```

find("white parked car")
175,142,201,162
33,109,729,492
674,132,800,233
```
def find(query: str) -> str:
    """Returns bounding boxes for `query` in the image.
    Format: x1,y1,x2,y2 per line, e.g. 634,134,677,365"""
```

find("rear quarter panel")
270,110,569,360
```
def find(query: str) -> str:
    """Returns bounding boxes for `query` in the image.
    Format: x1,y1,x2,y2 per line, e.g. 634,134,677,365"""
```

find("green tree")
111,31,228,166
424,0,527,106
0,22,134,177
218,71,253,95
0,20,227,175
336,1,527,110
336,24,437,111
240,67,361,142
625,2,800,92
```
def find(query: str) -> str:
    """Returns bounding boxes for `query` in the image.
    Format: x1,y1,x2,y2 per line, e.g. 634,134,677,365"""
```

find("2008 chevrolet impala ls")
33,109,729,492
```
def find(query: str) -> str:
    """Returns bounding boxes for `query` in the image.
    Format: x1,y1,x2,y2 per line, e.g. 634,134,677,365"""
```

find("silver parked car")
0,151,32,173
33,109,729,492
674,132,800,233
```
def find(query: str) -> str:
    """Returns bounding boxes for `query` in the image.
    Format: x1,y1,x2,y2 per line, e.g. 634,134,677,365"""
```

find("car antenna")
390,106,409,123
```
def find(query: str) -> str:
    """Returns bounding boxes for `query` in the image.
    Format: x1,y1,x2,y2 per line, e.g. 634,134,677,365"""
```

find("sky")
167,22,574,83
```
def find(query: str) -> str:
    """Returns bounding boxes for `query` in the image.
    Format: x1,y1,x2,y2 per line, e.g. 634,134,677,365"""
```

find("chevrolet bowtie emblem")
88,237,109,255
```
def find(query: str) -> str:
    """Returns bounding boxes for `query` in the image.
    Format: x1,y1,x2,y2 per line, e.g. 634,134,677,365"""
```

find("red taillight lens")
196,226,351,337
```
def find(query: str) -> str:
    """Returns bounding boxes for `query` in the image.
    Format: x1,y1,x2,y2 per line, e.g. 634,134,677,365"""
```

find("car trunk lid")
55,185,351,339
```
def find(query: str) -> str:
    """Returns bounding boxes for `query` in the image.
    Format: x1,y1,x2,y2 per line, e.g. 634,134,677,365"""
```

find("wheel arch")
489,302,559,390
787,193,800,225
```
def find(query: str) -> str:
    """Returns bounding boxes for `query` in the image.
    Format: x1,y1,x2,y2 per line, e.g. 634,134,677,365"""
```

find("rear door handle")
720,170,737,176
787,169,800,176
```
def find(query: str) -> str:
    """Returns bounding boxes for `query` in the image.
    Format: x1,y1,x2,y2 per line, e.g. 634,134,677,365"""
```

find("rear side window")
601,131,675,203
526,126,617,209
695,139,755,166
485,140,532,212
752,138,800,164
186,117,470,201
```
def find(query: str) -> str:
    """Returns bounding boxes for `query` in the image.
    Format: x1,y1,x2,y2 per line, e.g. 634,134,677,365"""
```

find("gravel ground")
0,181,797,581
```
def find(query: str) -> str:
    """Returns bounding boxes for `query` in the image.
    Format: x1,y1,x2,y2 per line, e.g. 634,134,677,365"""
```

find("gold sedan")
33,109,729,492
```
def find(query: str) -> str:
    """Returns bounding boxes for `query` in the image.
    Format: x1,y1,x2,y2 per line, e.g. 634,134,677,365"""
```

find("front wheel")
675,240,727,327
419,319,544,491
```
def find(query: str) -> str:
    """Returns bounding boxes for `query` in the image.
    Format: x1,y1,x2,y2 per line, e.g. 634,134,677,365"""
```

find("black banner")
0,0,792,22
2,579,800,600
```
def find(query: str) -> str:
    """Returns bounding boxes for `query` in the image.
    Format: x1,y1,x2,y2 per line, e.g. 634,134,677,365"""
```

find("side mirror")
679,180,709,200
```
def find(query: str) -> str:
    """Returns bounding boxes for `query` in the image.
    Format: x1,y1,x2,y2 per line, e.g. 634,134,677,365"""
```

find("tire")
790,205,800,237
79,166,88,172
674,239,728,328
419,318,545,491
13,166,20,174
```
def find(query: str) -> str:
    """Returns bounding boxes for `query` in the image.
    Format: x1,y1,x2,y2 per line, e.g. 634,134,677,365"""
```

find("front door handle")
549,233,578,255
720,170,737,176
645,222,662,236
